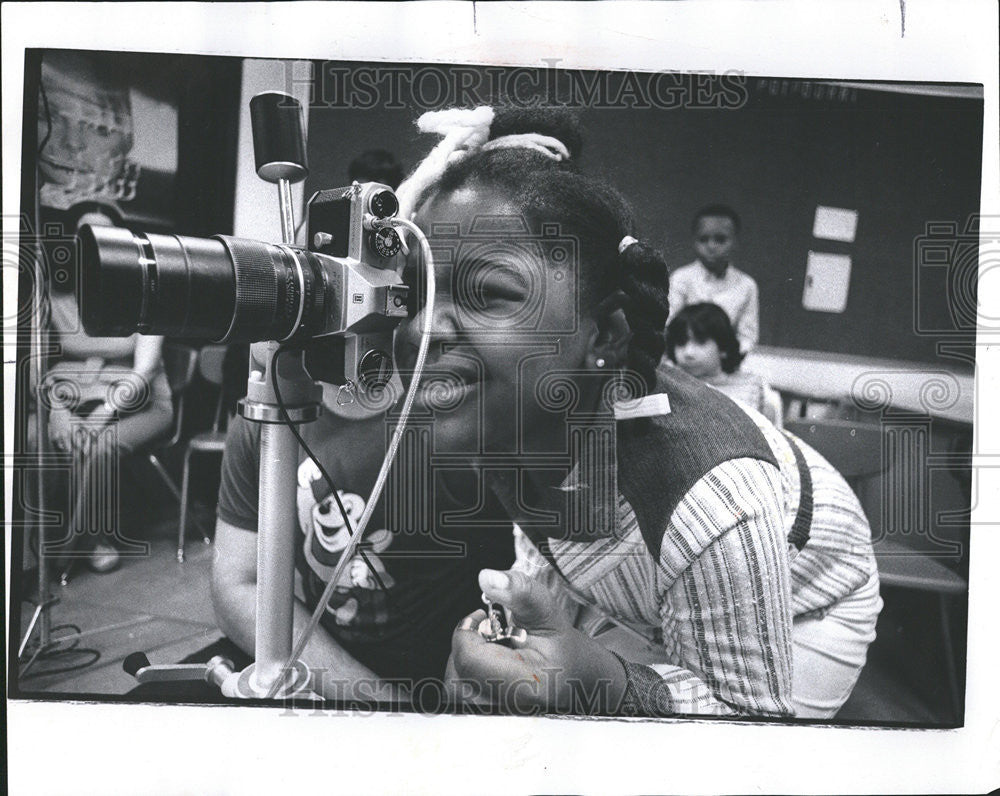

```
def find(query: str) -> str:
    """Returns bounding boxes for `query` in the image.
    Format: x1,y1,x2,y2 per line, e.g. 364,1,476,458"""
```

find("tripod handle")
250,92,308,184
124,651,236,686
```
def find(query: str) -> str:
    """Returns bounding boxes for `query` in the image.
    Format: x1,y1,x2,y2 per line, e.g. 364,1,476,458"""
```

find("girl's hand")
446,569,627,714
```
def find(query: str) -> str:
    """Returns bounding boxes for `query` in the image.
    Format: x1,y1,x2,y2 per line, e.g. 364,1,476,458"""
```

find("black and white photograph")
4,3,999,794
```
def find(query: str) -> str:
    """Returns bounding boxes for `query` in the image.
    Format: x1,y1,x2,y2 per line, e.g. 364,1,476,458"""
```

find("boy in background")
667,204,760,354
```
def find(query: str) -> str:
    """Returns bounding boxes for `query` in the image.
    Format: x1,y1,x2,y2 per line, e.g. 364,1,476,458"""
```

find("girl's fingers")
454,608,487,633
479,569,568,631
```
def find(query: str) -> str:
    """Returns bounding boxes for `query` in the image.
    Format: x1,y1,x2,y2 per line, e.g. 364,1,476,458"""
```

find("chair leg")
147,454,182,500
59,558,77,587
59,457,90,586
58,512,85,584
178,449,192,562
148,453,212,542
939,593,962,722
199,454,215,546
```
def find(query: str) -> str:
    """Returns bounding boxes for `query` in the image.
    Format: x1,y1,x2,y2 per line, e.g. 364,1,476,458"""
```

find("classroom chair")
176,345,230,563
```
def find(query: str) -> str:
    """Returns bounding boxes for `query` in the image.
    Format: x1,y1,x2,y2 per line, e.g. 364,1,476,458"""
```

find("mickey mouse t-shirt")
217,411,513,681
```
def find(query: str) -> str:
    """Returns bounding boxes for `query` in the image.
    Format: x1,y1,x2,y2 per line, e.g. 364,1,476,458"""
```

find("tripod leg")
178,448,192,562
59,558,78,586
148,453,182,499
19,641,48,677
18,604,44,659
59,444,98,585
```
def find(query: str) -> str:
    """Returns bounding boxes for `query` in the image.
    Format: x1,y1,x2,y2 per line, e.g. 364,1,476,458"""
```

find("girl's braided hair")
418,106,671,391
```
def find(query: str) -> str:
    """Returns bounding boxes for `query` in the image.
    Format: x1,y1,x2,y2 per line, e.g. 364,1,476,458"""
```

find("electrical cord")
266,216,436,699
269,351,387,593
20,623,102,679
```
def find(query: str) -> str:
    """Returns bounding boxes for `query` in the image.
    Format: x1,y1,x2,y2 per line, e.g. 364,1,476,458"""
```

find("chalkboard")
305,65,983,368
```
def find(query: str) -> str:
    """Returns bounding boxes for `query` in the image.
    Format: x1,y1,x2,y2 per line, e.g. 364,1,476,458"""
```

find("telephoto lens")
77,224,326,343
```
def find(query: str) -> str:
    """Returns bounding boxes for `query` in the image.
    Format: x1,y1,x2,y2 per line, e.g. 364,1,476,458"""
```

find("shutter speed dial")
370,225,402,258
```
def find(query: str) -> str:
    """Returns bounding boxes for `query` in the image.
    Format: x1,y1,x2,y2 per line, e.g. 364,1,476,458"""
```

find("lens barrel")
78,225,324,343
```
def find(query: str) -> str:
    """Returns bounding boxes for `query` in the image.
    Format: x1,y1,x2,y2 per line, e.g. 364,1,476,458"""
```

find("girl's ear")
586,291,632,370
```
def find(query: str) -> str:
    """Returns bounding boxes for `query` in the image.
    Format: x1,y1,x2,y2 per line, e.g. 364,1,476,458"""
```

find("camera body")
303,182,407,390
78,181,410,394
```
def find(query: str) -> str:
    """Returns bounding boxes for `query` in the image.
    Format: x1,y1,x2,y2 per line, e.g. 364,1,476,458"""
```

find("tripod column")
244,91,317,692
254,420,300,687
241,342,321,690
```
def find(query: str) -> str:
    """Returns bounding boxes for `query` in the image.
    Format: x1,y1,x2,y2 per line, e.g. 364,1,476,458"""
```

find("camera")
78,182,409,391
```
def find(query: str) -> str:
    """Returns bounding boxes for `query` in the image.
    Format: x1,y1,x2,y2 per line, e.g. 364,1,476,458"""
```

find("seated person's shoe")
88,542,120,573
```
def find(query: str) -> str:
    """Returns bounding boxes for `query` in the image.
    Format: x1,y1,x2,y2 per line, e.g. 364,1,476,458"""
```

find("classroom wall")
304,66,983,369
233,60,313,240
594,79,983,368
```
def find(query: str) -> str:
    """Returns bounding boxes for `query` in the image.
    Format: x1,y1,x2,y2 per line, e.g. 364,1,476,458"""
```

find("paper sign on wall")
813,206,859,242
802,251,852,313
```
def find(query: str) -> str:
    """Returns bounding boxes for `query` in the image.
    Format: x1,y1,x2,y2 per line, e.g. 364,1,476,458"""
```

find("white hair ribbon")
396,107,573,221
481,133,570,161
618,235,639,254
395,106,495,220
